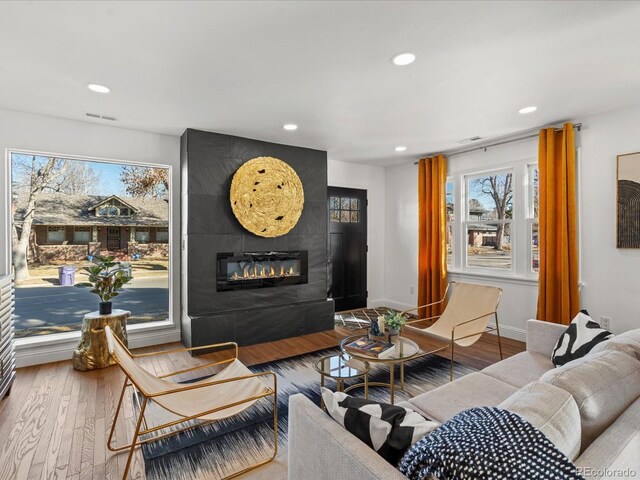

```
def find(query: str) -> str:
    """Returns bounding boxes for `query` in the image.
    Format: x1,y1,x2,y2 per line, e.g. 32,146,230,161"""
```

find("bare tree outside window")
471,174,513,250
120,166,169,198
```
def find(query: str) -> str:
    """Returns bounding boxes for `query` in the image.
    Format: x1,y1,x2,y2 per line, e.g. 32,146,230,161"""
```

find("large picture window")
10,151,171,338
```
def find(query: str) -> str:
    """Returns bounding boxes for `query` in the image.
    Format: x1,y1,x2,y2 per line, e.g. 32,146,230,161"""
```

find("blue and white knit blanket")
399,407,584,480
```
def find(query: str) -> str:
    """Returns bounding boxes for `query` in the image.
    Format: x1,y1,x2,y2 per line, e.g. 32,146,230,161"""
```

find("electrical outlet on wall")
600,316,612,331
409,286,415,295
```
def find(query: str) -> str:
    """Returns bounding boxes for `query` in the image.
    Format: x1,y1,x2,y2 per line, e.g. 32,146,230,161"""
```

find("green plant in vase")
384,311,407,336
82,255,132,315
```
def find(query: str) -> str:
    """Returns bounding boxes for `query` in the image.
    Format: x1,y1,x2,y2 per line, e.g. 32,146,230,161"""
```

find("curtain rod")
413,123,582,164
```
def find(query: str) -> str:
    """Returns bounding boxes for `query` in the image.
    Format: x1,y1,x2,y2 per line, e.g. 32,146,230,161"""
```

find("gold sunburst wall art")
230,156,305,237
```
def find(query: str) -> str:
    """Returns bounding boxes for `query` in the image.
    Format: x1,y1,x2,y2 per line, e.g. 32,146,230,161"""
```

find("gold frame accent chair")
104,326,278,480
402,281,503,381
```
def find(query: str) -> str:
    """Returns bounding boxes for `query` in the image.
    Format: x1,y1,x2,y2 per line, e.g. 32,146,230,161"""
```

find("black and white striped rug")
138,347,476,480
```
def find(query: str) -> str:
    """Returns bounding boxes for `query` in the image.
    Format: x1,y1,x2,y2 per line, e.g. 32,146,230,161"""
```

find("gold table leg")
364,373,368,399
389,363,395,404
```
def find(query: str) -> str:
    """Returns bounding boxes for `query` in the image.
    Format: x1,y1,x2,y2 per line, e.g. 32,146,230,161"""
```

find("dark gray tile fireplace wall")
180,129,335,352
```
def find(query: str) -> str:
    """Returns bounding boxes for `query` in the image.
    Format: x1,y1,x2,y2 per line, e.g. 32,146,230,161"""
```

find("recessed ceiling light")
283,124,298,131
391,52,416,66
394,145,407,152
87,83,111,94
518,106,537,114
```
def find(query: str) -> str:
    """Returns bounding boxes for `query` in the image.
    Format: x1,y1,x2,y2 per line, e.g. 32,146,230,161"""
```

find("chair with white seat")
104,326,277,480
402,281,503,381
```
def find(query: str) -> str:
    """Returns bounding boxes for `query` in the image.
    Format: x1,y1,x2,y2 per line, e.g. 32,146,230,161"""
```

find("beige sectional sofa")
288,320,640,479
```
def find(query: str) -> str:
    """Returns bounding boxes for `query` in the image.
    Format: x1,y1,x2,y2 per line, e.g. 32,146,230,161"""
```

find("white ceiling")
1,1,640,166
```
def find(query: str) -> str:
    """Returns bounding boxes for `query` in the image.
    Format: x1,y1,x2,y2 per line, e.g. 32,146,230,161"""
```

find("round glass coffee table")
339,335,422,404
314,354,370,408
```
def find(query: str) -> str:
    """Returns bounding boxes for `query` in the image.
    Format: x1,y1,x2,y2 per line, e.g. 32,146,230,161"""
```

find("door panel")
329,232,344,303
107,227,121,250
328,187,367,311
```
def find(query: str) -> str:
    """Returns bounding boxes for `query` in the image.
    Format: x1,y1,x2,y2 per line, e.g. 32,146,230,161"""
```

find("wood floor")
0,327,524,480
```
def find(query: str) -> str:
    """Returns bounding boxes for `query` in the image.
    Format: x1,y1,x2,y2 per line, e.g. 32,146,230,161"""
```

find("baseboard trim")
15,328,181,368
369,299,415,312
487,322,526,342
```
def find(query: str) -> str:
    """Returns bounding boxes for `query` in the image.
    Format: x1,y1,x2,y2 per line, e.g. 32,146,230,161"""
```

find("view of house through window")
10,152,170,338
465,170,514,270
446,180,454,265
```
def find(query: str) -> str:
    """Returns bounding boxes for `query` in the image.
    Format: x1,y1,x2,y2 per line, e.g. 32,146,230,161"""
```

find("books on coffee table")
343,337,396,359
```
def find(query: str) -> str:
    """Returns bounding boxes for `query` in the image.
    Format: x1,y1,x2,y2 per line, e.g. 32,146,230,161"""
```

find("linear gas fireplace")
216,251,308,292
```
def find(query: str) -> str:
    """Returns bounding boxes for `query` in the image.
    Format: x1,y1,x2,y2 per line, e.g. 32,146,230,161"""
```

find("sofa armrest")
288,394,407,480
526,319,567,356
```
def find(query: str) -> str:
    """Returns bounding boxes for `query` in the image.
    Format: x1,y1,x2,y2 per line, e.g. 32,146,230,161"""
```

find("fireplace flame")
229,263,299,282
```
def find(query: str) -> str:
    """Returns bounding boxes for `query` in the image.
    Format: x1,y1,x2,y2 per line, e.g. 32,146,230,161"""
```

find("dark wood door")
107,227,121,250
328,187,367,311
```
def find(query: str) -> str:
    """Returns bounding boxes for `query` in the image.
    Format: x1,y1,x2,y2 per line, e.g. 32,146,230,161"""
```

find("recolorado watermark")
578,467,637,478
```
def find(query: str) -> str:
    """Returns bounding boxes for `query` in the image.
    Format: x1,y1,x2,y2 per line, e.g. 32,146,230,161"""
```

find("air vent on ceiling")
85,112,117,122
457,136,482,145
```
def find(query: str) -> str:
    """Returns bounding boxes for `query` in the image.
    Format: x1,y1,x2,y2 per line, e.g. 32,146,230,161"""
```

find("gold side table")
339,335,422,404
72,309,130,371
314,354,370,409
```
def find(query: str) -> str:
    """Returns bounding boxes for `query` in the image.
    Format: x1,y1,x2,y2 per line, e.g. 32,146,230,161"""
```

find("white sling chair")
402,282,503,381
105,326,277,480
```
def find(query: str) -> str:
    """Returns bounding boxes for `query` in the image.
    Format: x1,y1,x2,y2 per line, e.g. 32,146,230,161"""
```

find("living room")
0,1,639,480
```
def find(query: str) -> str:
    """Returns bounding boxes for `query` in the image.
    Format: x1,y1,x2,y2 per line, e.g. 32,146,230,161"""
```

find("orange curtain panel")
537,123,580,325
418,155,448,320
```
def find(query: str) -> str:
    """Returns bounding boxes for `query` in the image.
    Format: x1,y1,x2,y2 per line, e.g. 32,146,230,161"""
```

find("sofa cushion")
407,372,518,423
590,328,640,361
551,311,613,367
498,381,581,461
540,350,640,450
321,388,440,465
482,351,553,388
574,397,640,473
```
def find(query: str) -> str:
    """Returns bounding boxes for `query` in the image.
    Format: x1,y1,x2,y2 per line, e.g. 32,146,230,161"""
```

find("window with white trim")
73,226,91,243
446,179,454,266
465,170,513,270
528,165,539,273
135,227,150,243
47,226,65,243
156,227,169,243
448,160,537,278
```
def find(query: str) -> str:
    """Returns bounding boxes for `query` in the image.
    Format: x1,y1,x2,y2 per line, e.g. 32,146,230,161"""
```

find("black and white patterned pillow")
321,388,439,464
552,310,614,367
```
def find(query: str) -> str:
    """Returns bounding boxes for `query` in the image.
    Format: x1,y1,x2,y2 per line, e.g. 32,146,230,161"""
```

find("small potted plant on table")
384,311,407,338
83,256,132,315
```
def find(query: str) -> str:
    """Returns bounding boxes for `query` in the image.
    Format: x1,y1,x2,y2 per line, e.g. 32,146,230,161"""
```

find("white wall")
578,105,640,334
0,108,181,365
327,159,386,305
383,104,640,339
